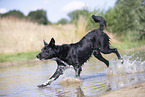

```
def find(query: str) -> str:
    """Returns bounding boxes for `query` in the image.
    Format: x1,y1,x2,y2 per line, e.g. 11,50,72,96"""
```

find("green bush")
104,0,145,41
57,18,68,25
68,9,90,24
69,0,145,42
27,9,49,25
1,10,25,18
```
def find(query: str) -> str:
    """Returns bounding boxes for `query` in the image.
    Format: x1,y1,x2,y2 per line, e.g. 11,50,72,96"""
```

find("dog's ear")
49,38,55,47
43,40,48,45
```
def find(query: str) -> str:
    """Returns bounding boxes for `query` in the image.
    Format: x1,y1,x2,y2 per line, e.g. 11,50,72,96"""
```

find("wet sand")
99,81,145,97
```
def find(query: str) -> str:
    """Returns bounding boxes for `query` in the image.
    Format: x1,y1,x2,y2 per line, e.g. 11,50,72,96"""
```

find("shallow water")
0,51,145,97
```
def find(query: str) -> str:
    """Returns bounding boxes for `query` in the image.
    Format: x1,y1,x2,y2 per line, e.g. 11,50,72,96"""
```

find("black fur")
92,15,106,30
36,15,123,87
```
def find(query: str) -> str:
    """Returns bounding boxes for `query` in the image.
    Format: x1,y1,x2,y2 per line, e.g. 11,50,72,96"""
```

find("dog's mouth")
36,55,50,61
37,57,48,61
39,58,45,61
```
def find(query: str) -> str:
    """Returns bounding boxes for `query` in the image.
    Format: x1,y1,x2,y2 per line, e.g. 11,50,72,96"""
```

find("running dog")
36,15,123,87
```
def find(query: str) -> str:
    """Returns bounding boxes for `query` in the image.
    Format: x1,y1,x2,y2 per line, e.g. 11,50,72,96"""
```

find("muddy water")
0,51,145,97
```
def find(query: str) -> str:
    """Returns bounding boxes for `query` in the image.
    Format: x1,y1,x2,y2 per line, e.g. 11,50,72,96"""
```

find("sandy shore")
99,81,145,97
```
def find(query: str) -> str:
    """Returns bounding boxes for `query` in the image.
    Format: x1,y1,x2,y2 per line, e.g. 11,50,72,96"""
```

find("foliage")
68,9,90,24
1,10,25,18
0,9,51,25
104,0,145,41
27,9,49,25
57,18,69,25
67,9,97,30
67,0,145,42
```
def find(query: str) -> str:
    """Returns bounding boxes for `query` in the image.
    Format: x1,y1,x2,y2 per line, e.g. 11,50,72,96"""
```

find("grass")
76,16,88,39
0,17,79,53
0,51,39,63
111,38,145,50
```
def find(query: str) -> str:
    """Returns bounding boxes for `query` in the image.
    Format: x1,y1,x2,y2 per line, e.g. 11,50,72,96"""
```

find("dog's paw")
37,84,47,88
38,81,51,88
121,59,124,64
37,83,50,88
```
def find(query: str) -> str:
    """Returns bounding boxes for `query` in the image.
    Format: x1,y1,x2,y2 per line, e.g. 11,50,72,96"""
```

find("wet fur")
36,15,123,87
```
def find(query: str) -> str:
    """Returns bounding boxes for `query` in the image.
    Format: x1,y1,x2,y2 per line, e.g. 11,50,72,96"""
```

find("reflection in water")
0,51,145,97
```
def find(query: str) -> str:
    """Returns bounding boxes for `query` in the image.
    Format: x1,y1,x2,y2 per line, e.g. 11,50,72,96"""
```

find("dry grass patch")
0,18,79,53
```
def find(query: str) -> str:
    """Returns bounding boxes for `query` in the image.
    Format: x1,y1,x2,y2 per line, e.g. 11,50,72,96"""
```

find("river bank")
0,59,40,68
99,81,145,97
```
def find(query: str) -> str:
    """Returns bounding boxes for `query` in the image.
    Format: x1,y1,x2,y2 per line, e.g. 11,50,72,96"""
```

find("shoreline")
99,81,145,97
0,59,40,68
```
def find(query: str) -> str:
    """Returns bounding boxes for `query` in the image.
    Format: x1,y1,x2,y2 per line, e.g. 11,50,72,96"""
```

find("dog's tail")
92,15,106,31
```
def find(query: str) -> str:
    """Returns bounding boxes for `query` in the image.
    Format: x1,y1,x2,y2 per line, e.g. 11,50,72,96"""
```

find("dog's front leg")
38,78,54,87
38,65,65,87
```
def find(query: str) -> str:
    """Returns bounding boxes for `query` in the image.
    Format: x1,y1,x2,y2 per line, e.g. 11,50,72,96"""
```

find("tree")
57,18,68,25
1,10,25,18
104,0,145,41
27,9,49,25
68,9,90,23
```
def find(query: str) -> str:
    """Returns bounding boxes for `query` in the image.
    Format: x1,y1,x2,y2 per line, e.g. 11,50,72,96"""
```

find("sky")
0,0,117,23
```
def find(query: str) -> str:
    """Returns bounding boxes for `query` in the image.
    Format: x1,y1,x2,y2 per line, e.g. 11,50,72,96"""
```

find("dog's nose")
36,54,40,58
92,15,95,18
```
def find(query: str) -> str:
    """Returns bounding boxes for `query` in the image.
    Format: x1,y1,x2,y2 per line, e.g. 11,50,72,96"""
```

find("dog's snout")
92,15,95,19
36,54,40,58
36,54,43,60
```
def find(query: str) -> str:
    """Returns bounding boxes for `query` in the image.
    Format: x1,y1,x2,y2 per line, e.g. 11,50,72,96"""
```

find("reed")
76,16,88,39
0,17,77,53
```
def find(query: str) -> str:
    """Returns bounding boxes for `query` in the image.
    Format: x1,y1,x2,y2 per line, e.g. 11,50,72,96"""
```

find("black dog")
36,15,123,87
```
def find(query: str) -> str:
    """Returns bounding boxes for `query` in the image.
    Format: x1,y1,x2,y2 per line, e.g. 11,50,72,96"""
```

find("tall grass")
0,17,78,53
76,16,88,39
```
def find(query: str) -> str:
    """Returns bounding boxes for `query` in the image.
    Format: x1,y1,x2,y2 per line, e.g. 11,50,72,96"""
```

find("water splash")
107,52,145,76
60,67,82,85
62,67,76,78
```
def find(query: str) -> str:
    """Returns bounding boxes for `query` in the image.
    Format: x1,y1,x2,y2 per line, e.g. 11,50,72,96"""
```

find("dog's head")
36,38,56,60
92,15,106,27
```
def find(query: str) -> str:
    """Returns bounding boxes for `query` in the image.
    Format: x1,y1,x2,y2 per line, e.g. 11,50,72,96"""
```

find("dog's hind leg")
97,33,123,63
100,48,124,64
93,50,109,67
73,65,82,78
